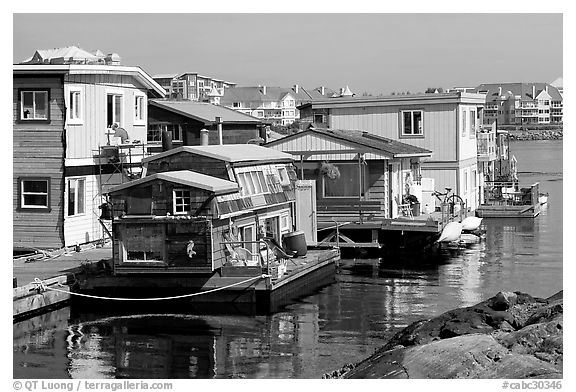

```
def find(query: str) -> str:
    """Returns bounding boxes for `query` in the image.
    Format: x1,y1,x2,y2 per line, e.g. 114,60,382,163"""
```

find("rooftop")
149,99,261,124
142,144,294,164
108,170,239,195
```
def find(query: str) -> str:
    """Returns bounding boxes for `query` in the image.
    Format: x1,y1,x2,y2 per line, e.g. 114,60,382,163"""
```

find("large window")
469,110,476,138
20,178,50,209
236,170,270,196
67,178,86,216
107,93,123,127
401,110,423,136
323,163,367,198
20,90,49,120
462,109,467,137
173,189,192,214
147,124,183,143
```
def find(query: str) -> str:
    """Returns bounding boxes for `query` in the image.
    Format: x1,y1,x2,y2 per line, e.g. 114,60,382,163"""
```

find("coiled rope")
32,274,269,301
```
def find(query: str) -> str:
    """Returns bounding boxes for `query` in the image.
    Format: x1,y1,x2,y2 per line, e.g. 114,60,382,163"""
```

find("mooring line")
34,274,270,301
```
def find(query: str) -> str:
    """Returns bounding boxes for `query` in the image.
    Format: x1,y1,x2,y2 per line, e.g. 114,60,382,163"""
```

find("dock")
476,182,541,218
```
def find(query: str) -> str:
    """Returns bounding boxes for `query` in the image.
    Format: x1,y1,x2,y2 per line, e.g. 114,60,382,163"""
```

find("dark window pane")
24,194,48,206
403,112,412,134
23,180,48,193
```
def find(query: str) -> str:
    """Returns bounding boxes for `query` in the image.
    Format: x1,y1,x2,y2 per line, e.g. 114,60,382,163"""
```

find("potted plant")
319,162,340,181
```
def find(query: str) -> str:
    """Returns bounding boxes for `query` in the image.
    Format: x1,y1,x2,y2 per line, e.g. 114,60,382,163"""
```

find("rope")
38,274,270,301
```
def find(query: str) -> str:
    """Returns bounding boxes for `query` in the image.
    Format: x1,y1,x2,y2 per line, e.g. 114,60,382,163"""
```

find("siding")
330,104,458,162
13,76,65,249
64,74,150,160
63,174,105,247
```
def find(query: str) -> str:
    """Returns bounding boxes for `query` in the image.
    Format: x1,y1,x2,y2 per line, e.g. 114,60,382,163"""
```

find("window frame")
469,109,477,139
134,93,146,125
66,86,83,125
322,162,368,199
19,177,51,211
106,89,124,127
67,177,86,217
173,188,192,215
399,109,424,138
18,89,50,122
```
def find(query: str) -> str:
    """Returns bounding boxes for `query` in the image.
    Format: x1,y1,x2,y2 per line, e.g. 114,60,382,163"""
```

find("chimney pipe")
200,129,209,146
532,85,536,98
215,116,223,145
321,86,325,95
262,85,266,95
294,84,299,94
498,86,502,95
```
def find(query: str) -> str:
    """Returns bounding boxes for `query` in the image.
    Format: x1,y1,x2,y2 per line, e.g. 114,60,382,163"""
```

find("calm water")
13,140,563,379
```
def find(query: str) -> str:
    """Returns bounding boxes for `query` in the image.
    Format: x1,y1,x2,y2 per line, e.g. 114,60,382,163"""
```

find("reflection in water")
13,140,562,379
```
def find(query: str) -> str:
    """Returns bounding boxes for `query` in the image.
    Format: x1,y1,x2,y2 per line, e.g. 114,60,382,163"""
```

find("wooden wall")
64,74,150,160
329,104,458,162
13,75,65,249
63,174,104,247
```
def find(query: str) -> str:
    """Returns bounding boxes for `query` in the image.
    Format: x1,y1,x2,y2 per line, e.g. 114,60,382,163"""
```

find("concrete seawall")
324,290,563,379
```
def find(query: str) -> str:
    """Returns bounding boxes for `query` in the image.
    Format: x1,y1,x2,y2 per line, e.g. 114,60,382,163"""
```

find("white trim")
106,89,125,127
20,90,49,120
20,178,49,209
400,109,424,136
65,177,87,217
173,188,192,215
134,93,147,125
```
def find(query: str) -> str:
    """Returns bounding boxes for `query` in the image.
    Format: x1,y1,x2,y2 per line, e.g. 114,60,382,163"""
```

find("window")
233,102,241,108
323,163,367,198
147,124,183,143
20,90,49,120
173,189,191,214
20,178,49,209
68,89,82,123
236,169,270,196
107,93,123,127
67,178,85,216
314,114,325,124
401,110,423,136
462,109,467,137
277,166,290,185
469,110,476,138
134,95,145,123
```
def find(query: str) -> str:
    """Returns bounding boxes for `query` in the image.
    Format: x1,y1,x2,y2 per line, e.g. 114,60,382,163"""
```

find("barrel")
283,231,307,257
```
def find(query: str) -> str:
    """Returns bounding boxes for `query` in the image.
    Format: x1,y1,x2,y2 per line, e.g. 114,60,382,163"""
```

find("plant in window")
319,162,340,181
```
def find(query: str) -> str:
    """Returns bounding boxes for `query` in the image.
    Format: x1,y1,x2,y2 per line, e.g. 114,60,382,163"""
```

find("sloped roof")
149,99,261,124
221,86,315,106
550,77,563,88
265,128,432,159
108,170,239,195
21,46,101,64
301,86,339,100
142,144,294,164
152,73,179,80
474,83,563,101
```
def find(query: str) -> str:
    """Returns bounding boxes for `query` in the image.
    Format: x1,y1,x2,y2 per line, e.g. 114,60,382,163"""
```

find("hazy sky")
13,13,563,94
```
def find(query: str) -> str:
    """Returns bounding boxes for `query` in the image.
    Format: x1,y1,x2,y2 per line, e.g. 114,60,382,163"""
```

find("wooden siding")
64,74,151,160
13,76,65,249
330,104,458,162
63,174,105,247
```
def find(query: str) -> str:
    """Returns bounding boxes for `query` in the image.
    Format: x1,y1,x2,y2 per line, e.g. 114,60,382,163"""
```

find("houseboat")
265,127,471,251
77,144,340,312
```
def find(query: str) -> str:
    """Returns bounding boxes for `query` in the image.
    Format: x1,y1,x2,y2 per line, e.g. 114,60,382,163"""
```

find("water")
13,140,563,379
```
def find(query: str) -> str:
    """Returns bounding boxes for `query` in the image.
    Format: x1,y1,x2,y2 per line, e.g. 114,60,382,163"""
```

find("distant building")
473,83,563,125
550,77,563,96
19,45,121,66
152,72,236,102
220,85,345,126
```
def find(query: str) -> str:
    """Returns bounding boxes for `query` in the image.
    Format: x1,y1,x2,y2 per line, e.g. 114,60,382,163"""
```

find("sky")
12,13,563,95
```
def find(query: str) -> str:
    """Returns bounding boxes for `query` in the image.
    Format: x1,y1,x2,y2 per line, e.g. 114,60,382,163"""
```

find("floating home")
265,127,472,249
80,144,339,309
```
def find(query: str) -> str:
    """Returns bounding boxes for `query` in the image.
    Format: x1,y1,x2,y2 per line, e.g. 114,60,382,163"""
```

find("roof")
298,92,486,110
550,77,563,88
142,144,294,164
20,46,101,64
152,73,179,80
108,170,239,195
149,99,261,124
473,83,563,102
13,64,166,97
265,128,432,159
221,86,315,106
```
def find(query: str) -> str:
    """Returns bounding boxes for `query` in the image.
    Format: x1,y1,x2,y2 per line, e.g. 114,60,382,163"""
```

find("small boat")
458,233,481,245
461,216,483,231
538,193,549,205
437,222,463,243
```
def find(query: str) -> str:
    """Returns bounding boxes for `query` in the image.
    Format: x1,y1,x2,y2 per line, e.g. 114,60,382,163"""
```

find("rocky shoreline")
508,129,563,141
323,291,563,379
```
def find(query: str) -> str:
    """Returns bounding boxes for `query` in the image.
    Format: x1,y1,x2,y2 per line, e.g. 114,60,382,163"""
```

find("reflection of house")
108,145,297,274
147,99,263,151
297,92,485,211
13,62,165,250
221,85,338,126
474,83,563,125
265,127,432,219
152,72,236,102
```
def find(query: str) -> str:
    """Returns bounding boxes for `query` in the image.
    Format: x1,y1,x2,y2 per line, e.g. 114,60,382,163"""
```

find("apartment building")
152,72,236,102
474,83,563,125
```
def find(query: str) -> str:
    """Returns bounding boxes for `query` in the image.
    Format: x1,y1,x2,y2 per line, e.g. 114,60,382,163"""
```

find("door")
295,180,317,245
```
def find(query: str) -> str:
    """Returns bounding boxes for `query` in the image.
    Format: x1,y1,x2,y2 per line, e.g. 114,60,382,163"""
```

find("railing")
221,239,274,274
477,131,497,160
482,181,537,206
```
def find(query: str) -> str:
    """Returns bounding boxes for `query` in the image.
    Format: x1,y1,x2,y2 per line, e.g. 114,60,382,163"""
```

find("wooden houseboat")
79,144,340,311
265,127,470,250
475,182,541,218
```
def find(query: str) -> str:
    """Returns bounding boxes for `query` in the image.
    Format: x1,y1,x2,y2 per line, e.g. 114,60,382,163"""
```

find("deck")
476,181,541,218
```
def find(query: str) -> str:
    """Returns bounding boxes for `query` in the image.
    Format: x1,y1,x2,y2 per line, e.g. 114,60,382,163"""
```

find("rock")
330,291,563,379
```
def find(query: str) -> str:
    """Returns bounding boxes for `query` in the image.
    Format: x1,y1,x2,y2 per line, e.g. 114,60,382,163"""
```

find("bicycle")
432,187,465,215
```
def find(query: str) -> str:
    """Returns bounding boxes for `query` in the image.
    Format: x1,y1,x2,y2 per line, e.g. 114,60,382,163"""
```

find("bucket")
283,231,307,257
